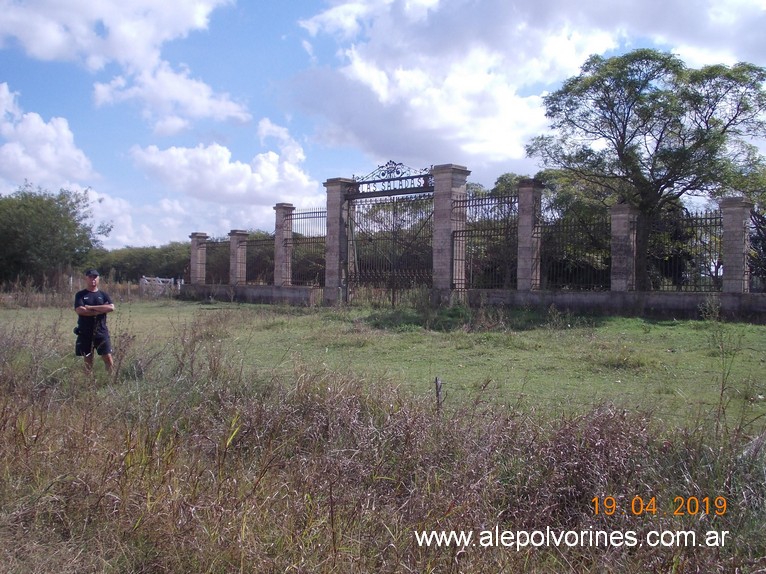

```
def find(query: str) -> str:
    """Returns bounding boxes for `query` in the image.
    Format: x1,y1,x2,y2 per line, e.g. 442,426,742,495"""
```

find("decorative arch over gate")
347,160,434,198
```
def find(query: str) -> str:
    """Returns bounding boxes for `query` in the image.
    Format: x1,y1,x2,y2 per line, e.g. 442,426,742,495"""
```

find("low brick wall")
468,290,766,322
180,283,765,321
181,284,322,306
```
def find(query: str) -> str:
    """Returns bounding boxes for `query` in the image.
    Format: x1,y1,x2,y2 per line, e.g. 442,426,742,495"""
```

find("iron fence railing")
453,194,519,290
348,194,433,304
198,200,752,296
288,208,326,287
246,236,274,285
647,209,722,292
204,239,230,284
539,213,611,291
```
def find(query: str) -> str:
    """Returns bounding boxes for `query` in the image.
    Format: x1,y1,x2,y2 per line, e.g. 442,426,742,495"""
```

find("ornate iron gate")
345,161,434,306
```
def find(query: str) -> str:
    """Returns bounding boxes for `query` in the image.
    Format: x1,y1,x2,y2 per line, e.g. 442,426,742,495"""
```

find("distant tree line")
88,242,191,283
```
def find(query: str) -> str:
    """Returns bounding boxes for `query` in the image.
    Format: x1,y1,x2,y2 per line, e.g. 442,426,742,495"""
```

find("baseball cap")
84,269,100,277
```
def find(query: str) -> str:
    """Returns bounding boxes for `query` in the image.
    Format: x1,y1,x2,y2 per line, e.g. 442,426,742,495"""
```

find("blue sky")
1,0,765,249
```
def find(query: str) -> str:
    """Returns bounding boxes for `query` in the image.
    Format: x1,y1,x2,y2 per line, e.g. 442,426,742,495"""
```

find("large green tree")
527,48,766,290
0,183,111,284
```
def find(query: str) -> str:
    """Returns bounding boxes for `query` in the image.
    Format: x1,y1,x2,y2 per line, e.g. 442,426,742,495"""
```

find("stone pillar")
610,204,638,292
516,179,543,291
274,203,295,287
720,197,754,293
228,230,248,286
189,232,209,285
324,178,354,304
432,164,471,303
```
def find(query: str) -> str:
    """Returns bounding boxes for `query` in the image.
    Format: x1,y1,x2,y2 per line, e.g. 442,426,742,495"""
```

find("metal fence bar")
203,239,230,284
539,214,611,291
453,194,519,290
288,208,327,286
749,208,766,293
348,194,433,305
648,209,723,292
245,237,274,285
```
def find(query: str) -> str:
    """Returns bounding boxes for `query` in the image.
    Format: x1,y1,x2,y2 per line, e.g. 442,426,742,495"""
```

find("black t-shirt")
74,289,113,334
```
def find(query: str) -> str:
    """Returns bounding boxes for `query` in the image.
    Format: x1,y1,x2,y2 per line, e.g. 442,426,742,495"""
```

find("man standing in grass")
74,269,115,373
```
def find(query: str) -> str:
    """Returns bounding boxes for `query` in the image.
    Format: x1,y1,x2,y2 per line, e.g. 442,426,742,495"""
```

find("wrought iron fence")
539,212,611,291
288,208,326,286
246,236,274,285
348,194,433,304
204,239,230,284
453,194,519,290
198,197,743,297
750,208,766,293
647,209,723,292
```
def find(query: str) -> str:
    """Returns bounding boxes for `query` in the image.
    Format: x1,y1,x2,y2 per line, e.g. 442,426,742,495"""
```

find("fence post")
432,164,471,304
274,203,295,287
434,376,443,411
610,204,638,292
324,178,354,304
228,230,248,286
720,197,754,294
189,232,209,285
517,179,543,291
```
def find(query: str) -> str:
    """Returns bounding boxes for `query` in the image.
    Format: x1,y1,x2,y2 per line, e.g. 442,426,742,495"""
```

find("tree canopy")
0,183,112,285
527,48,766,289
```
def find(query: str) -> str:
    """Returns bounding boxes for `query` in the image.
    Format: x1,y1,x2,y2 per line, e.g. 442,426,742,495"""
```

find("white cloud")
87,188,267,248
94,61,251,135
0,83,95,188
130,119,321,206
293,0,766,184
0,0,231,70
299,2,387,38
0,0,248,133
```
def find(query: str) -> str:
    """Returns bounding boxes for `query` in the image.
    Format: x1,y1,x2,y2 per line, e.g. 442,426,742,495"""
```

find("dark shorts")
76,331,113,356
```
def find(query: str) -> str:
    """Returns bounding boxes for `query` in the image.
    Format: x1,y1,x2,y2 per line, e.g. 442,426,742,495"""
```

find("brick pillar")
324,178,354,304
432,164,471,303
720,197,754,293
228,230,248,286
517,179,543,291
610,204,638,292
189,232,209,285
274,203,295,287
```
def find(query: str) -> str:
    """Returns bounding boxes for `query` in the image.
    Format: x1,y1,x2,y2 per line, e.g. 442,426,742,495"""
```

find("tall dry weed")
0,308,764,573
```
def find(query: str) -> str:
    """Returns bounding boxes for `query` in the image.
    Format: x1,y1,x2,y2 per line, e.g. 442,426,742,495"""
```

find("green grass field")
1,299,765,572
35,299,764,425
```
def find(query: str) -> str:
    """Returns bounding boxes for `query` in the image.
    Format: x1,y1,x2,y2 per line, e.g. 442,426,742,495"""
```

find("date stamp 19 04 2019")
591,495,727,517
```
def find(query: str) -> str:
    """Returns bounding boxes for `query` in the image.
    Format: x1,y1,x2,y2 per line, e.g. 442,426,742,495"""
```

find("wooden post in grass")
435,376,443,411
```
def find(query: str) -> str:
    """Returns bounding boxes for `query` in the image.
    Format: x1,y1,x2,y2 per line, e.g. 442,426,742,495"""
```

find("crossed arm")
76,303,115,316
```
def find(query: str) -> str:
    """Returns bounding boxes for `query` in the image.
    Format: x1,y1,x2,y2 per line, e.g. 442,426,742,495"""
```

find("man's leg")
94,333,114,373
77,335,95,372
